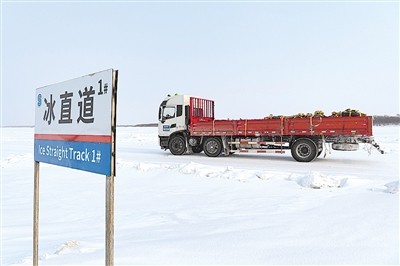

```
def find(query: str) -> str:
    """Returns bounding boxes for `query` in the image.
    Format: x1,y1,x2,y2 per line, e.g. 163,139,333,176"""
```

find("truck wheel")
192,145,203,153
169,135,186,155
291,138,318,162
203,137,222,157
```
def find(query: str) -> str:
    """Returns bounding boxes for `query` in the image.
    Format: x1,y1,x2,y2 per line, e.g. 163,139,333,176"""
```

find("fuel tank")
332,143,359,151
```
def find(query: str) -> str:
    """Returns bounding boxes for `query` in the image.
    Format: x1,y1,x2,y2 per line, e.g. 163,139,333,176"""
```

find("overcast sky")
1,0,399,127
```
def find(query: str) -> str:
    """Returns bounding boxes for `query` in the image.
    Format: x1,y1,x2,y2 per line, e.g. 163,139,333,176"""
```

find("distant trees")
133,123,158,127
373,115,400,126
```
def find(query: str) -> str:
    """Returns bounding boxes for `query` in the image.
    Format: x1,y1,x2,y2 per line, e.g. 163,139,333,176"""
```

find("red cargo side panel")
189,120,235,136
236,119,283,136
189,116,373,137
285,116,372,136
286,117,342,135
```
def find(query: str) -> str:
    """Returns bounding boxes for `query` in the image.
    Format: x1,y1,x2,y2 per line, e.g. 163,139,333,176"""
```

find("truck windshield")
162,107,175,120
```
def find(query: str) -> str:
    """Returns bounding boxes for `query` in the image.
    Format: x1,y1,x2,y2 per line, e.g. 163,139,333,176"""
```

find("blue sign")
34,137,111,176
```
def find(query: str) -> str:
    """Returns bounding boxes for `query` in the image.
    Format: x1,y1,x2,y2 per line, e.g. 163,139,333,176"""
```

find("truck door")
160,106,177,134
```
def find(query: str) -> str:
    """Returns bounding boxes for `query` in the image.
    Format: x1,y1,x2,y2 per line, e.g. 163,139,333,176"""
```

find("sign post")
106,70,118,265
33,161,39,266
34,69,118,265
106,175,114,265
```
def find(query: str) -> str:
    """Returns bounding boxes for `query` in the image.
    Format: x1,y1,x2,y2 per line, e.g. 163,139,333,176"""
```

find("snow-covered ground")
1,126,399,265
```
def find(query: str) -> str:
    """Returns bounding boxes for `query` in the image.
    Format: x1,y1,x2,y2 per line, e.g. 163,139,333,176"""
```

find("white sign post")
33,69,118,265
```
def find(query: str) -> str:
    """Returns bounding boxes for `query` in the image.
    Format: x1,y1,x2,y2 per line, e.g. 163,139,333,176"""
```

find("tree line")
373,115,400,126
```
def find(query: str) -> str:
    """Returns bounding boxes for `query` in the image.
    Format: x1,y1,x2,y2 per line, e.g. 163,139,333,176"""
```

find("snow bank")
179,161,202,175
137,162,159,172
1,153,33,168
54,240,80,255
117,160,286,183
288,171,344,189
218,166,254,182
200,162,287,181
385,181,400,194
300,171,341,189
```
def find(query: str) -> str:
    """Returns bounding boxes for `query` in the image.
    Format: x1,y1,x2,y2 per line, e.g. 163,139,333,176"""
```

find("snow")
287,171,343,189
1,126,399,265
385,181,400,194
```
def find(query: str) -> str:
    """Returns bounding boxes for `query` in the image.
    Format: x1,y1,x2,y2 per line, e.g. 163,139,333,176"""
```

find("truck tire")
203,137,222,157
192,145,203,153
169,135,186,155
291,138,318,162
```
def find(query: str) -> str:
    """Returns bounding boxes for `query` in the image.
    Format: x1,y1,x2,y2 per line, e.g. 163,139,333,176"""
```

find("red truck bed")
188,97,373,137
189,116,373,137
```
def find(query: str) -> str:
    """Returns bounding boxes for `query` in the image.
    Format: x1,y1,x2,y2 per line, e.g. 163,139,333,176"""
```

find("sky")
1,0,399,127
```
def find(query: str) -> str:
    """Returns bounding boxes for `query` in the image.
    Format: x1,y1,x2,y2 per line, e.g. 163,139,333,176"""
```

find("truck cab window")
177,105,183,117
163,107,175,120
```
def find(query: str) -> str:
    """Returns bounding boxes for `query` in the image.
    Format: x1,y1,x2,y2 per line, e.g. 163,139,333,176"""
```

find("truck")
158,94,384,162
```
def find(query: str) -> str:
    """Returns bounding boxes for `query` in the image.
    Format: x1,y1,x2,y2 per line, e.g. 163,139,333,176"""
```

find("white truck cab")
158,94,193,136
158,94,214,155
158,94,198,151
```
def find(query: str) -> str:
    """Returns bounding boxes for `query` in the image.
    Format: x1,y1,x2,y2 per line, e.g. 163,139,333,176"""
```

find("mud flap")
221,136,230,156
183,132,193,154
322,136,328,158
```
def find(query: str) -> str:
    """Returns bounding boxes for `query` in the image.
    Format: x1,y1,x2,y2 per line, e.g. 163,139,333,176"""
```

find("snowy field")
1,126,399,265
